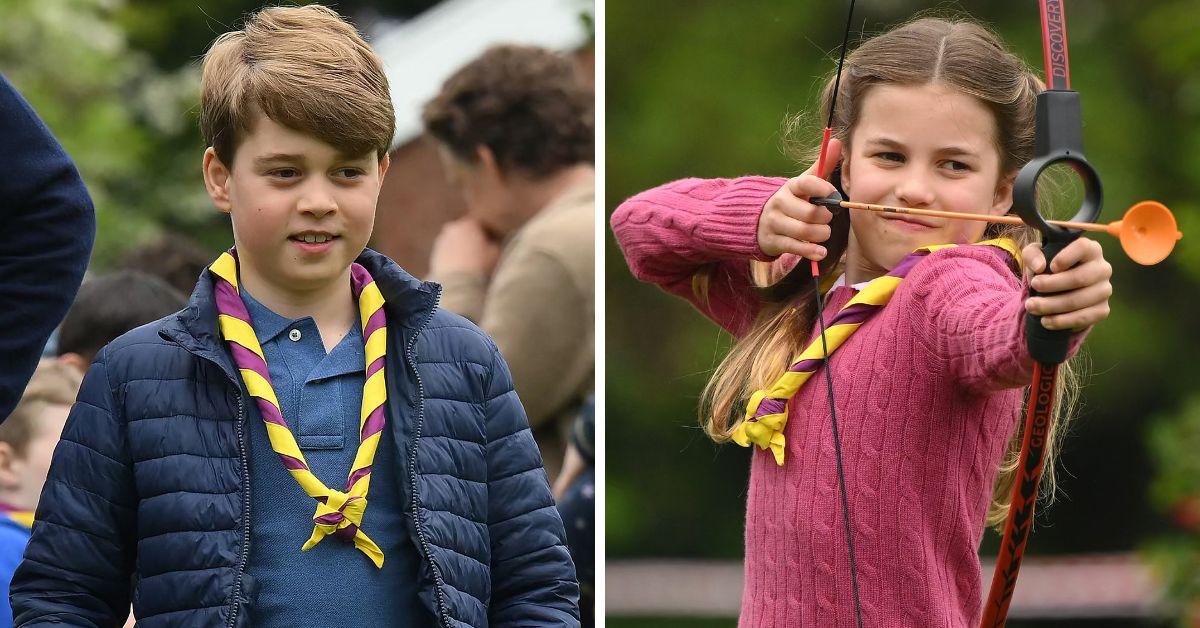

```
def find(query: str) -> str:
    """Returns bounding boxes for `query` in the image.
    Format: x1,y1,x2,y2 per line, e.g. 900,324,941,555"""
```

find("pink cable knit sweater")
611,176,1086,627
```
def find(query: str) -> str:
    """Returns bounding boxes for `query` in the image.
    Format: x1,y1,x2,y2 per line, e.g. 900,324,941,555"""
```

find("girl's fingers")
767,235,827,261
775,192,834,225
1020,242,1045,275
1038,301,1111,331
1026,279,1112,316
784,174,837,208
1030,257,1112,294
1046,237,1104,274
769,213,832,243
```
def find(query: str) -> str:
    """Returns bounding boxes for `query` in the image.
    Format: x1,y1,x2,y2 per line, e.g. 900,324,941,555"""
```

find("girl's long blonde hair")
698,17,1083,530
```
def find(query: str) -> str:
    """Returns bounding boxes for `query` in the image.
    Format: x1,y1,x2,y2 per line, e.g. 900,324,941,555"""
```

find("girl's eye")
943,160,972,172
874,152,904,163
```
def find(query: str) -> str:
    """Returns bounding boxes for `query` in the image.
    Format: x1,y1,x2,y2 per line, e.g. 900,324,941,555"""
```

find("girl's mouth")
882,216,937,231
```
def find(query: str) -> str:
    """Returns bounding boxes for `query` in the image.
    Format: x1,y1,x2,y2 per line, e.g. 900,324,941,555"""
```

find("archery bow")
980,0,1099,625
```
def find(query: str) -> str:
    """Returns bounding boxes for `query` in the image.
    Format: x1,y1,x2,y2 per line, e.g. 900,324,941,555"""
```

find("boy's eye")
271,168,300,179
337,168,365,179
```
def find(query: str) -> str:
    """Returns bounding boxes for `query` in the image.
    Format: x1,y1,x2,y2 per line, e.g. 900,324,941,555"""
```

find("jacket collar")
159,248,440,378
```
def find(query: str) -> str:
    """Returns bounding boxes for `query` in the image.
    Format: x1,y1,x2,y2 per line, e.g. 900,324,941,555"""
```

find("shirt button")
289,329,302,342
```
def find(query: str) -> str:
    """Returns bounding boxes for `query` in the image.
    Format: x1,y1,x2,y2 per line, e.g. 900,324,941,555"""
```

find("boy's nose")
297,194,338,217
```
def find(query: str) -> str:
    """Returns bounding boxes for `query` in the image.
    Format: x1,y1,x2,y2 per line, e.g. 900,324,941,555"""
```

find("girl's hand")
757,138,842,260
1021,238,1113,331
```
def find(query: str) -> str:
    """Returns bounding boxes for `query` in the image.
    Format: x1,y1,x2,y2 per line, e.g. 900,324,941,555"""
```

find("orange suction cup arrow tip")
1107,201,1182,266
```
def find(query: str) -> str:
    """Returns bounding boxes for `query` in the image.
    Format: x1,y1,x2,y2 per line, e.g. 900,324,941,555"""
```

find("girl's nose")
895,173,936,208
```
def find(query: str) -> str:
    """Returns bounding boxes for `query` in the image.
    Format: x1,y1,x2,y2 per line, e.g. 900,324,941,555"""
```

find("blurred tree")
0,0,432,268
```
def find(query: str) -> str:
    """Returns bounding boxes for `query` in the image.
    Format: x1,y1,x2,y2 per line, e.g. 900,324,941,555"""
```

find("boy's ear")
474,145,504,182
203,147,233,214
378,153,390,182
56,353,89,376
0,443,22,491
991,172,1017,216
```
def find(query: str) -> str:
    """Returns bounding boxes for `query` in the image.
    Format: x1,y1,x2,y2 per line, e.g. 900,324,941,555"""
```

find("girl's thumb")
804,136,842,181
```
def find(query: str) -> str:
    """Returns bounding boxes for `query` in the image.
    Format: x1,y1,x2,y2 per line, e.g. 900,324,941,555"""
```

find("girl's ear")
991,172,1016,216
838,155,852,196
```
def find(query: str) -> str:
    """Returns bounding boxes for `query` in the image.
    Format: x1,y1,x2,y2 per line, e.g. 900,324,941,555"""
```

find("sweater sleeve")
610,176,784,336
11,348,136,627
0,74,96,419
483,343,580,627
899,246,1089,393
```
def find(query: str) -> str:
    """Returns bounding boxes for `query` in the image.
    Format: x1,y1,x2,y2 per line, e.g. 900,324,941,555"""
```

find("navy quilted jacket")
10,249,580,627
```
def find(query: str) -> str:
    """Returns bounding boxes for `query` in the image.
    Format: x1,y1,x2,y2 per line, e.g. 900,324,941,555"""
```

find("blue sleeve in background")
0,518,31,628
0,73,96,419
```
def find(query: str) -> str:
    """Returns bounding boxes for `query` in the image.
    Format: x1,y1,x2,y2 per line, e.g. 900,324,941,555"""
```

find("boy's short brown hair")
423,44,593,179
0,361,82,455
200,4,395,166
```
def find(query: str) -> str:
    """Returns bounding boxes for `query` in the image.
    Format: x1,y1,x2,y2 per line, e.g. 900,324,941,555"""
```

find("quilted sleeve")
0,74,95,419
483,343,581,627
10,348,136,627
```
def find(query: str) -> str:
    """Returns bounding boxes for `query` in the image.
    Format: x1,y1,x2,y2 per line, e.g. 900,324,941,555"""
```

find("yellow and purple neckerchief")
733,239,1021,466
210,250,390,568
0,502,33,529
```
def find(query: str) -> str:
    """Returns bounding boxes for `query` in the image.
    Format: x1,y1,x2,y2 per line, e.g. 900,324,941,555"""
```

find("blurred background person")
54,271,188,374
118,233,215,298
0,361,83,628
423,44,594,481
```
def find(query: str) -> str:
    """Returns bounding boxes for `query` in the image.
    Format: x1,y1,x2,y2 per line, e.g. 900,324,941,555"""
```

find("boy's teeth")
299,234,330,243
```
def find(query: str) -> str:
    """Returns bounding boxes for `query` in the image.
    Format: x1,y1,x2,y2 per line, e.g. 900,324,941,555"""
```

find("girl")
611,17,1112,627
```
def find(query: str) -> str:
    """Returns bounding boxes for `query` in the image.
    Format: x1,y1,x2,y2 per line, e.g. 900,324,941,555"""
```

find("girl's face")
840,83,1014,280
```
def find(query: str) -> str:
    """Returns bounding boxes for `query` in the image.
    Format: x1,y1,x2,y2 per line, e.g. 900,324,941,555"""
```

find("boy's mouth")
288,231,339,244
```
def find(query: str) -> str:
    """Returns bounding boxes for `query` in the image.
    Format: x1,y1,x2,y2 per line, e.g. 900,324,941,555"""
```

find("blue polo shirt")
240,288,428,626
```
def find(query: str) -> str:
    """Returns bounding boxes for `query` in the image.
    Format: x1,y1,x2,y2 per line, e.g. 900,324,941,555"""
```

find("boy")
0,361,82,628
11,6,579,627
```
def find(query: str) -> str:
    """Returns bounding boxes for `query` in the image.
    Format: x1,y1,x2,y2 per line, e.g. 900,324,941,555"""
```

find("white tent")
373,0,593,150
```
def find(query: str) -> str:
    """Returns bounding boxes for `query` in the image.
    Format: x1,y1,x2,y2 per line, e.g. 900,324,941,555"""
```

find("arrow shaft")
834,200,1111,234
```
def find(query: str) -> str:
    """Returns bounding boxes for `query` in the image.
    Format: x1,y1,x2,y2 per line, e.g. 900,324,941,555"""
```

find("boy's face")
841,83,1014,276
0,403,70,510
202,113,389,297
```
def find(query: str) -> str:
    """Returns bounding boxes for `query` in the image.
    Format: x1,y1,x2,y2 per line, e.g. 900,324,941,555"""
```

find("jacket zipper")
225,387,250,628
160,331,251,627
405,287,452,626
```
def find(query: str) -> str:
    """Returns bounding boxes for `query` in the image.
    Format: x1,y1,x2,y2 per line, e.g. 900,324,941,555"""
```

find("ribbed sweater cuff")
690,176,783,262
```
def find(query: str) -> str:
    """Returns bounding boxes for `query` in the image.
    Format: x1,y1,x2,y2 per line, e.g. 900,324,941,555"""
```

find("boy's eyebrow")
253,153,306,167
254,152,373,167
864,137,980,157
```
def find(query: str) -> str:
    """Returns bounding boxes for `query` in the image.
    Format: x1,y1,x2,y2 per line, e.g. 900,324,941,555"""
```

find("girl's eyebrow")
863,136,978,157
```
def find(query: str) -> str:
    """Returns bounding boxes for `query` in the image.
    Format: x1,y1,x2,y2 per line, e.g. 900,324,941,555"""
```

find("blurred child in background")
0,361,82,627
